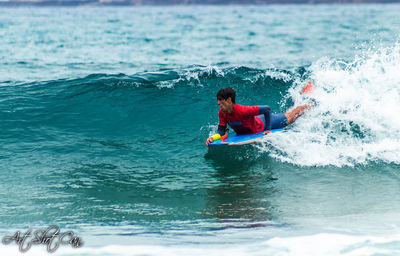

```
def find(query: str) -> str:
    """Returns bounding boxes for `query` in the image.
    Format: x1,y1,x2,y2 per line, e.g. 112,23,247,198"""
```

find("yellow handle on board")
212,134,221,141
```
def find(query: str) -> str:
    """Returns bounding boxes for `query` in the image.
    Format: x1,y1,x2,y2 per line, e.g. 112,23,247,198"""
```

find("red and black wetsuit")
217,105,272,135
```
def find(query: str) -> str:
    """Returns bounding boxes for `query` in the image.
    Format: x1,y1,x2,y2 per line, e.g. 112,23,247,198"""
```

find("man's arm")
216,125,226,136
206,125,226,146
258,105,271,131
206,110,228,146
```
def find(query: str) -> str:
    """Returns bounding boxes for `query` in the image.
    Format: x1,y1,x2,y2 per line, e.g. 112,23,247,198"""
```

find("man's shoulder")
234,104,245,111
235,104,258,112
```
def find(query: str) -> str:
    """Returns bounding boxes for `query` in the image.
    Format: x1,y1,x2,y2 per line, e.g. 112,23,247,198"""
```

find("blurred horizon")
1,0,400,6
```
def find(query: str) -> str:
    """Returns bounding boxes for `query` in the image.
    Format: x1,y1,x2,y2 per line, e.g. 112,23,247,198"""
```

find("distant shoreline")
1,0,400,7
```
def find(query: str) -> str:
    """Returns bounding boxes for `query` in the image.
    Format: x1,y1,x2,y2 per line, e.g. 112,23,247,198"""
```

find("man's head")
217,87,236,103
217,87,235,113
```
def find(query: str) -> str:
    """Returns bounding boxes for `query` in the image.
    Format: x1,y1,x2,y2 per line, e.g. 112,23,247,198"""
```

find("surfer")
205,87,312,146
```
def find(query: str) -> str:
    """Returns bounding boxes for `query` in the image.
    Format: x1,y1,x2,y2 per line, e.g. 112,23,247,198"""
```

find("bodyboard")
208,128,285,147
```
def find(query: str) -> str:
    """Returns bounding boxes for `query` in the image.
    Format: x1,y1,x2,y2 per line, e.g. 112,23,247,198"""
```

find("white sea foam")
257,44,400,167
3,232,400,256
263,69,293,83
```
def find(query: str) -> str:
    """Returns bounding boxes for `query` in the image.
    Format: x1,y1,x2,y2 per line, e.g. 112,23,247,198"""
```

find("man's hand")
263,130,272,135
206,137,214,146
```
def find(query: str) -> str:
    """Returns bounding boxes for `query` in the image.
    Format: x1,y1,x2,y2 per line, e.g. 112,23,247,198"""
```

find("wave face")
0,66,292,153
0,66,300,230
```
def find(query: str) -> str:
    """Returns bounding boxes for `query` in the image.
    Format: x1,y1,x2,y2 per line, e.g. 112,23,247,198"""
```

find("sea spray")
258,44,400,166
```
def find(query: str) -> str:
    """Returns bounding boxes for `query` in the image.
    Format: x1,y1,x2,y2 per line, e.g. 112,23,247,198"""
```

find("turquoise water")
1,5,400,255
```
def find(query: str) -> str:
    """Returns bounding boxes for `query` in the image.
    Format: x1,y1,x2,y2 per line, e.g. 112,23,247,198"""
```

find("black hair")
216,87,236,103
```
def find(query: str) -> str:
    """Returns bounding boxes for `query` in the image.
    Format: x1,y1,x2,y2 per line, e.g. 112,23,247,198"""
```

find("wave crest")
258,44,400,167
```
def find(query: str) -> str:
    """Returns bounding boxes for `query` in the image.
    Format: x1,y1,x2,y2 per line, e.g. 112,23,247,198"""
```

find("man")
205,87,311,146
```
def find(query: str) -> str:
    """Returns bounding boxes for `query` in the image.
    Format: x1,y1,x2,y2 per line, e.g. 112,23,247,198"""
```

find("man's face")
217,97,234,113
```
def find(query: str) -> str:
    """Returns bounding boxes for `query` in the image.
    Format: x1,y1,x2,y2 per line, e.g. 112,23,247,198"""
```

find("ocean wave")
2,48,399,167
0,65,295,157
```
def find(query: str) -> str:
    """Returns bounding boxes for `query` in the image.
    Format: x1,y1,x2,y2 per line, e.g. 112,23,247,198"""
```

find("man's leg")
284,104,311,124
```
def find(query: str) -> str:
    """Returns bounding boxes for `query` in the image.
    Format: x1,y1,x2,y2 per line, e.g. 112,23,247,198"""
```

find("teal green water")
1,5,400,255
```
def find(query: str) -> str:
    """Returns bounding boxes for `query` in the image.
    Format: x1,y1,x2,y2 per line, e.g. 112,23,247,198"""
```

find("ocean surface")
1,4,400,256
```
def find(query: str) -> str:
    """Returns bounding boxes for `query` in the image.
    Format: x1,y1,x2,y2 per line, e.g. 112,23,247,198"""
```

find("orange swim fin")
220,133,228,142
301,82,314,95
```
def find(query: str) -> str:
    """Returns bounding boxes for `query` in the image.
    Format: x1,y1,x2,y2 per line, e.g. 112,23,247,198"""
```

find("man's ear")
227,97,232,104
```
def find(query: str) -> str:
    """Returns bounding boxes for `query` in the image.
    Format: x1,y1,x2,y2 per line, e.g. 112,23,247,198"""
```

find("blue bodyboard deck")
208,128,285,147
